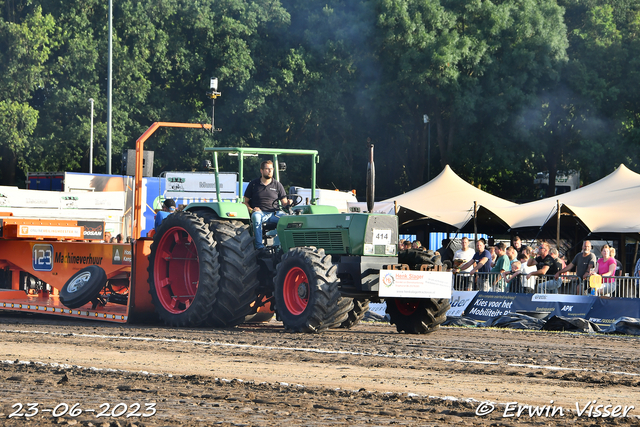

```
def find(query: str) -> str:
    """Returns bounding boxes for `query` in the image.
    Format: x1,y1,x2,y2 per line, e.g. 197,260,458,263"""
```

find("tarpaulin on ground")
485,313,546,330
442,316,481,327
599,317,640,335
542,316,601,333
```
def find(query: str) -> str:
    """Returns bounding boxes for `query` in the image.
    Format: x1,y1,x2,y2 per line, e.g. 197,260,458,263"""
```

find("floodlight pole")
424,114,430,180
207,78,223,196
106,0,113,174
208,78,222,132
89,98,94,173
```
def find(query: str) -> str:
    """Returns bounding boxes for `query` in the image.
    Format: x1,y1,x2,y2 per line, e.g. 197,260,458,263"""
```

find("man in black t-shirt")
525,242,562,293
554,240,598,294
243,160,290,249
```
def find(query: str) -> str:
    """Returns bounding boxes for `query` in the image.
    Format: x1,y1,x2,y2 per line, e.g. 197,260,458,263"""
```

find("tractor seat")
263,221,278,232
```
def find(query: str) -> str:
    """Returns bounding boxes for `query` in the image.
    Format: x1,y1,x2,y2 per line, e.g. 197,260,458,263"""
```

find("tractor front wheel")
274,247,348,333
385,298,449,334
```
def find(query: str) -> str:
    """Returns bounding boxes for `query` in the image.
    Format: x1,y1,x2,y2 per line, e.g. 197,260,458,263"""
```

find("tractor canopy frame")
203,147,319,206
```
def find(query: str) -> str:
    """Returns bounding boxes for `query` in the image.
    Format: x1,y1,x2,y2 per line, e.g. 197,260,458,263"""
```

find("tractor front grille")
291,231,345,252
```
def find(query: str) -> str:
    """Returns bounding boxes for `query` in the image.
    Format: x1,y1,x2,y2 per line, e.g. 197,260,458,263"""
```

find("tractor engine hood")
277,213,399,256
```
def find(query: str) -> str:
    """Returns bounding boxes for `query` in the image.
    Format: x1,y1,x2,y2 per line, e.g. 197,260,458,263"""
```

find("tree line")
2,0,639,201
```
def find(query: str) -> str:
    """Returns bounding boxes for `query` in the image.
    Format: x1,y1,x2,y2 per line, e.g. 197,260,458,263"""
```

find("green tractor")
147,145,451,333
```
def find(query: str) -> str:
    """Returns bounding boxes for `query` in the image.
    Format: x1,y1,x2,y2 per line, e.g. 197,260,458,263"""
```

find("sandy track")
1,313,639,426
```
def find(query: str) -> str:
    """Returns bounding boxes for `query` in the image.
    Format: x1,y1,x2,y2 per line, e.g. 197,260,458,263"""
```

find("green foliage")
0,0,639,202
0,100,39,177
373,0,568,199
0,5,54,184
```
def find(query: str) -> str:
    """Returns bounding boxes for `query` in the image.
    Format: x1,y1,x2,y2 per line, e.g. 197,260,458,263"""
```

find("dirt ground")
1,312,640,426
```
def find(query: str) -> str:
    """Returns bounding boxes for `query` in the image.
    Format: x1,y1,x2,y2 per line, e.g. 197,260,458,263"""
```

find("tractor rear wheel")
274,247,348,333
147,211,220,327
338,298,370,329
399,249,441,270
385,298,450,334
205,220,261,327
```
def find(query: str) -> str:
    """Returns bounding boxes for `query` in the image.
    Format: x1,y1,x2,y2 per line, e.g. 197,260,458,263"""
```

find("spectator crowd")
399,236,635,297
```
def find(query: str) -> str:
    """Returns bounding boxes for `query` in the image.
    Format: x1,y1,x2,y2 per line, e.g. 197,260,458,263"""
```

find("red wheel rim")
283,267,309,315
153,226,200,314
395,299,419,316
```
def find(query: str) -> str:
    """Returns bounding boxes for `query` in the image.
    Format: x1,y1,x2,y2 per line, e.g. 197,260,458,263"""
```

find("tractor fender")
184,202,250,221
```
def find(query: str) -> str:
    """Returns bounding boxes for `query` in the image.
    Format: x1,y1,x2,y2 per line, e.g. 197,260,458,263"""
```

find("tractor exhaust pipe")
366,144,375,213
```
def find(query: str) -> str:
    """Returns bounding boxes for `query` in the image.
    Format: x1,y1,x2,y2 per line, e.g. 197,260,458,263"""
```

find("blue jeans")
251,210,285,249
537,278,562,294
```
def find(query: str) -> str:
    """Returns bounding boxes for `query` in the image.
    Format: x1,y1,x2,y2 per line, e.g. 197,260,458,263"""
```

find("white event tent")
382,165,517,230
490,164,640,234
384,164,640,236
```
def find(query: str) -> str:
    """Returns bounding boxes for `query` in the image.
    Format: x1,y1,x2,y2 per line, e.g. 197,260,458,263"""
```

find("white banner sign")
165,172,237,196
378,270,452,299
447,290,478,317
18,225,83,238
531,293,590,303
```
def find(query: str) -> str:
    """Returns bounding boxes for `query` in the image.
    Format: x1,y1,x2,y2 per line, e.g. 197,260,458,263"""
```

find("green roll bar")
204,147,319,205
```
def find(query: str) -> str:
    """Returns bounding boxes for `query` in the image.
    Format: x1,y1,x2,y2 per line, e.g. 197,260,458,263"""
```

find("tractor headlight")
385,244,396,255
364,244,374,255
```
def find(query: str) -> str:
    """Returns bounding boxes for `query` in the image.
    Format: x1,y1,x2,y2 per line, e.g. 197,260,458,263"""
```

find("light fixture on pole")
208,78,222,132
89,98,94,174
424,114,431,180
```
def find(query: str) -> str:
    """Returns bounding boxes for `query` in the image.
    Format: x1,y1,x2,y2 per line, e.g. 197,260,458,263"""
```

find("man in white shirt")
519,251,537,293
454,237,476,290
454,237,476,271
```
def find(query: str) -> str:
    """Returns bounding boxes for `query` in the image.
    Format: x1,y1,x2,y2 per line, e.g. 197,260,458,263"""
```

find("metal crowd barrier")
452,272,640,299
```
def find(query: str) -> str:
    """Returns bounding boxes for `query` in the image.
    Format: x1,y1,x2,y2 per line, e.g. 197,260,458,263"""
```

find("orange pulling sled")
0,123,211,323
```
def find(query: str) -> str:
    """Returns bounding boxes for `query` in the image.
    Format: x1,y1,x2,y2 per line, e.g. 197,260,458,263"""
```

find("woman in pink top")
595,244,617,295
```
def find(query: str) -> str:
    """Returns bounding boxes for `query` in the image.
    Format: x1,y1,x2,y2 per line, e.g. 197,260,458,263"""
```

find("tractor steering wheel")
272,194,304,212
287,194,304,207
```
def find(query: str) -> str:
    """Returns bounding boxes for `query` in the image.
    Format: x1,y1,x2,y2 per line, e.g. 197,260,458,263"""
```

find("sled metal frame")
0,122,211,322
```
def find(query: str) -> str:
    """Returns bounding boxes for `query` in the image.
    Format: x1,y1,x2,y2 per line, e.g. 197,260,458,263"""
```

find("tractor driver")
243,160,291,250
154,198,176,229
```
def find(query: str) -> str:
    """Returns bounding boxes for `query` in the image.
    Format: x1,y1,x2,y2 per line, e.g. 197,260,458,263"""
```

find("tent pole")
556,200,561,249
474,201,477,244
574,221,579,261
620,234,626,274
